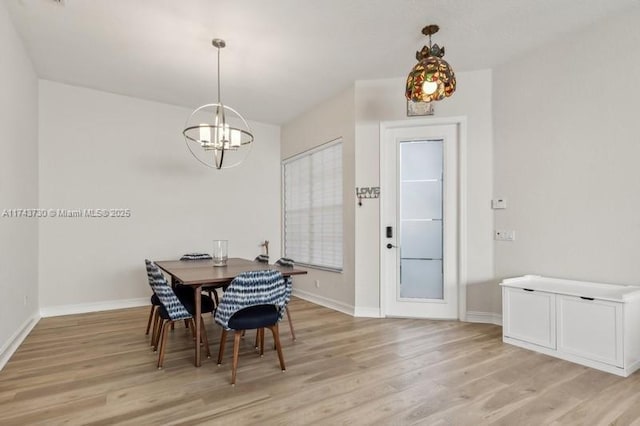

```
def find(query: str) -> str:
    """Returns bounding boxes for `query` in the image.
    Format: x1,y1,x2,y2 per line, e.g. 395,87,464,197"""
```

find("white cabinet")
557,295,623,367
503,287,555,349
501,275,640,377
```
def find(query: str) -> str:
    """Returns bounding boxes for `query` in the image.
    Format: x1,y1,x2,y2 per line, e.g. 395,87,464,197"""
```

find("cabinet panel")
503,288,556,349
557,295,623,367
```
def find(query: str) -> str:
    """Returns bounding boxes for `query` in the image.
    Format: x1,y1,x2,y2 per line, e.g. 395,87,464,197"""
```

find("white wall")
354,71,495,316
493,5,640,293
281,71,494,317
0,1,40,367
38,81,282,313
281,87,356,313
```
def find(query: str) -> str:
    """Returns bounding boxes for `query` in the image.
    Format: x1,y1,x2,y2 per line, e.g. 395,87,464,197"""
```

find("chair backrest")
144,259,192,321
180,253,212,260
254,254,269,263
275,258,295,304
275,257,294,268
215,270,286,330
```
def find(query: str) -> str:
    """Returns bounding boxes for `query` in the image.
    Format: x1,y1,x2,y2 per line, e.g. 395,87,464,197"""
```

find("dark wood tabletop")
155,257,307,286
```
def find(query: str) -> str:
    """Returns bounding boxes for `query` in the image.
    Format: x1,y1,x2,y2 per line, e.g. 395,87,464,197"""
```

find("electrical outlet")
315,280,320,288
494,230,515,241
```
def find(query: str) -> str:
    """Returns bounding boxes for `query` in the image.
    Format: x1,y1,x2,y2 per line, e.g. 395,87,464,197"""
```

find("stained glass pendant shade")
406,25,456,103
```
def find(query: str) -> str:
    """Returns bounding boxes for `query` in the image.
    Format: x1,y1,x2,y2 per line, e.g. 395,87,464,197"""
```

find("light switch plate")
494,230,515,241
492,198,507,209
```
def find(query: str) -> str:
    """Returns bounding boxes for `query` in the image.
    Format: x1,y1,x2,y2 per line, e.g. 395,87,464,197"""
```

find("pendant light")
406,25,456,103
183,39,254,169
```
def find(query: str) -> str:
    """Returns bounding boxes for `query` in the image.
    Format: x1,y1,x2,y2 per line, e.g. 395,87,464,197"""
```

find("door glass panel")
399,140,443,300
401,141,443,180
400,181,442,220
400,259,443,299
401,220,442,259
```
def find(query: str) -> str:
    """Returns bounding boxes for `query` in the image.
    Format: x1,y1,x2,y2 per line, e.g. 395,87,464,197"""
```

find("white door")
380,121,461,319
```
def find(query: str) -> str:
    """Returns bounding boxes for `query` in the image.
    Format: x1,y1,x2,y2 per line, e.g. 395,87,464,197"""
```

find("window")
283,139,342,271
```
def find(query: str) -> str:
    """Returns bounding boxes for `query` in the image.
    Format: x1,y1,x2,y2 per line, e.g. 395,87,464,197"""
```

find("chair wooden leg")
152,310,162,350
259,328,265,357
254,329,259,349
157,320,172,369
231,331,242,385
189,318,196,340
268,324,286,371
145,305,156,335
200,317,211,358
217,329,228,365
285,306,296,341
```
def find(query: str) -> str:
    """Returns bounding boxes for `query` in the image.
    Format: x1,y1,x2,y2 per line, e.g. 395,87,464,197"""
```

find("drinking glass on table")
212,240,228,266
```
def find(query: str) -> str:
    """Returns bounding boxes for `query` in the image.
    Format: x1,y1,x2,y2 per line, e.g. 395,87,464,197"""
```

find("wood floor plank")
1,298,639,425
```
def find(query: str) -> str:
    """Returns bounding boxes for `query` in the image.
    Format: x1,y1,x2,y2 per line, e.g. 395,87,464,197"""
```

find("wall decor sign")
356,187,380,206
407,100,434,117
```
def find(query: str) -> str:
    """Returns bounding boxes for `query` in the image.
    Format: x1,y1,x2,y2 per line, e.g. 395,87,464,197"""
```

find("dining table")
154,257,308,367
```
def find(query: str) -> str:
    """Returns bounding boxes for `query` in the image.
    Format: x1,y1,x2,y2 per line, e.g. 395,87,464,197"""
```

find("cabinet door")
557,295,623,367
503,287,556,349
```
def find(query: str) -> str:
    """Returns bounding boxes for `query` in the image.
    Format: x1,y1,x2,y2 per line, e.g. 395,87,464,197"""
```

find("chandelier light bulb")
199,124,210,144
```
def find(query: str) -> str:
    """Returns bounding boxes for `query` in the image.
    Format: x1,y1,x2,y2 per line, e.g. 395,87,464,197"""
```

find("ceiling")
6,0,638,124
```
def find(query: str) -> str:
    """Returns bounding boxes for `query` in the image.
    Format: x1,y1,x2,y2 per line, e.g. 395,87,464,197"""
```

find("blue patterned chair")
215,270,289,385
144,254,214,338
179,253,222,306
254,254,269,263
145,259,213,368
275,257,297,341
180,253,213,261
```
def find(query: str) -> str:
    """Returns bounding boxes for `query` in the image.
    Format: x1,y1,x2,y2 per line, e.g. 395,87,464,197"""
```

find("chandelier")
406,25,456,103
183,39,254,169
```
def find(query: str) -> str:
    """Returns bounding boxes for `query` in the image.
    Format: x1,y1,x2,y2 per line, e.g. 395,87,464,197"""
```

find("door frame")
379,116,468,320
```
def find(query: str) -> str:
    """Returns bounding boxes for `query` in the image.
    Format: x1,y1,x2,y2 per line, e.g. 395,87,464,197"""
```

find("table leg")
194,284,202,367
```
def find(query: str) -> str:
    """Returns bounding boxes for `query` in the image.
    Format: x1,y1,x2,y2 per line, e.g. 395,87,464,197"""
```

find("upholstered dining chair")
180,253,213,261
180,253,222,306
145,259,213,368
275,257,297,341
215,270,289,385
144,254,213,339
251,255,296,341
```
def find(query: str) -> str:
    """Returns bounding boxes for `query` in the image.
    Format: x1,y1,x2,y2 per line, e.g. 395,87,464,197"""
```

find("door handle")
386,243,397,249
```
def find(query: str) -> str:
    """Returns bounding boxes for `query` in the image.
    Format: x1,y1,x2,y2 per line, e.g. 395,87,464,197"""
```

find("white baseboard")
0,313,40,371
466,311,502,326
40,297,149,318
293,289,354,316
353,306,382,318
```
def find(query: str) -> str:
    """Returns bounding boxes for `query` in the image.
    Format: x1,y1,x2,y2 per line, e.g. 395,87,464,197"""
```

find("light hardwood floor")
1,298,640,425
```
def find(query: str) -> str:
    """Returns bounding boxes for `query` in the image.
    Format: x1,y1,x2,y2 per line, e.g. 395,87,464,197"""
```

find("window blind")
283,140,343,271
